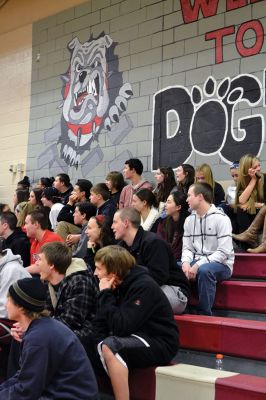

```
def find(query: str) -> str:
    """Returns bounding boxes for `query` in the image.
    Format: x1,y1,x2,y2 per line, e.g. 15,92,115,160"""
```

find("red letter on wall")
236,20,264,57
205,26,235,64
226,0,248,11
180,0,218,23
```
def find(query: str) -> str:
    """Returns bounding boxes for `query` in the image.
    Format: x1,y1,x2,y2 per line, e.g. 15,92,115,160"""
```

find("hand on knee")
102,344,115,364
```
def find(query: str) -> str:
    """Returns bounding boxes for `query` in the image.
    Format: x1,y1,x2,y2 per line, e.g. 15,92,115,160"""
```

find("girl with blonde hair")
195,163,225,206
234,154,265,233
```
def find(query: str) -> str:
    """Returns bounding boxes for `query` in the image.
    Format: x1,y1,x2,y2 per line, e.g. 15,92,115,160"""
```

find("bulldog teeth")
74,78,98,108
88,80,92,94
92,79,97,96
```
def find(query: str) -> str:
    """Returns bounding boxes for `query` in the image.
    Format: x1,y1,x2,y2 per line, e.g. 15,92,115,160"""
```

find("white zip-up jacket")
181,204,234,272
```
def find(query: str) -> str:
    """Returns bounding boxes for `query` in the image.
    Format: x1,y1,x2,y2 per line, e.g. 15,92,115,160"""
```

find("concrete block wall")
27,0,266,184
0,25,32,205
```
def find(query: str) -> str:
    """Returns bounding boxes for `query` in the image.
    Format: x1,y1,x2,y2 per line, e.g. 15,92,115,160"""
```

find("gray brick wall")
27,0,266,185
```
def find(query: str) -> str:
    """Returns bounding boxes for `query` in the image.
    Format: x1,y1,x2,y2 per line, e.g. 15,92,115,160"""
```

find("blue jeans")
196,262,232,316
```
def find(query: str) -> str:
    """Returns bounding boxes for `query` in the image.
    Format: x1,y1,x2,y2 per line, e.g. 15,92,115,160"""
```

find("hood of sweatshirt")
65,257,87,277
190,204,225,218
189,204,226,239
0,248,23,269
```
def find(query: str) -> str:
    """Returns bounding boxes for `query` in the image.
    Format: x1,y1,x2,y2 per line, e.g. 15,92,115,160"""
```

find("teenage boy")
89,245,179,400
119,158,153,208
112,208,190,314
56,179,92,241
90,183,117,222
181,182,234,315
25,211,64,275
53,173,73,204
72,202,96,258
0,278,98,399
0,212,30,267
41,187,64,231
36,242,98,342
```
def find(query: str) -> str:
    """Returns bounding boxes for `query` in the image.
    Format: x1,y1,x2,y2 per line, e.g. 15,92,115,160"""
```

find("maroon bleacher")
189,253,266,313
97,367,156,400
233,253,266,279
174,314,266,361
216,374,266,400
190,280,266,313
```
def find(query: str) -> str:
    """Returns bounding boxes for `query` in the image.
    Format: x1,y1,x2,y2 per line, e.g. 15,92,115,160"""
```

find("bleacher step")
175,314,266,361
213,309,266,321
156,363,266,400
190,280,266,313
234,253,266,279
174,349,266,378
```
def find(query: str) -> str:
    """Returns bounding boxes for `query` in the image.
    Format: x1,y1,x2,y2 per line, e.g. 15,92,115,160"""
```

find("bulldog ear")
103,34,113,49
67,37,80,51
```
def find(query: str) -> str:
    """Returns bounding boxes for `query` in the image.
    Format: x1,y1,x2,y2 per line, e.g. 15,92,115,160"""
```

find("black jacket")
120,227,190,299
97,199,117,222
59,185,73,205
57,203,76,224
214,181,225,206
3,228,30,267
110,191,121,209
92,266,179,364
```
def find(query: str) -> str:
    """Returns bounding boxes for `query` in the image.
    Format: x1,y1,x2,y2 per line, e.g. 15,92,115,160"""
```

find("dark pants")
87,335,176,376
236,207,256,233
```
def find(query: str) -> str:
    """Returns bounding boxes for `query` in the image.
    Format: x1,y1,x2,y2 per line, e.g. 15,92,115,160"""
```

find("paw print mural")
152,73,264,169
190,77,228,155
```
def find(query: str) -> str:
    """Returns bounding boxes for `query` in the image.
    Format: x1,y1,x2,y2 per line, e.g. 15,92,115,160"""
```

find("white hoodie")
181,204,234,272
0,249,31,318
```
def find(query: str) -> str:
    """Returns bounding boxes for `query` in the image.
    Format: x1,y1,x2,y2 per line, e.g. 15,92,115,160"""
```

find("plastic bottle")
215,354,224,370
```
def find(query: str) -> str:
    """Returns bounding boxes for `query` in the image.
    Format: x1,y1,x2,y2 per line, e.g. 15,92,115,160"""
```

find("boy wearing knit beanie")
0,278,98,400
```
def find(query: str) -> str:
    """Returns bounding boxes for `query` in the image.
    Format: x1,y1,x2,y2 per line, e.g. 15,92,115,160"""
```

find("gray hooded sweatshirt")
0,249,31,318
182,204,234,272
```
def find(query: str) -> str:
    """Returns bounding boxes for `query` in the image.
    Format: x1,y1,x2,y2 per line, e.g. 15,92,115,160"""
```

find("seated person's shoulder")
141,230,171,251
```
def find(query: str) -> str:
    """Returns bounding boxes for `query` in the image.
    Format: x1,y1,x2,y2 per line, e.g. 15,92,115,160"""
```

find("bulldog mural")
37,32,133,174
59,33,133,166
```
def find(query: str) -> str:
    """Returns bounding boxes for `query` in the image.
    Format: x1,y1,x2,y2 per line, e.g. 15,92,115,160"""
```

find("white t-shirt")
50,203,64,231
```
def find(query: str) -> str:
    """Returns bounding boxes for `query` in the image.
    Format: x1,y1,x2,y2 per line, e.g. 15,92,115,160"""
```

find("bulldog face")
58,33,133,167
63,35,113,126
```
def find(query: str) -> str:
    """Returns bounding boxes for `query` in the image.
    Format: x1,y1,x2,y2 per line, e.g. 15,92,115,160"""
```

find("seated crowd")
0,153,264,399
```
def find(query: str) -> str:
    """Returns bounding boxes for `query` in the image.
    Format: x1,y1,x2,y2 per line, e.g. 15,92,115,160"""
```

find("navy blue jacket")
0,317,98,399
96,199,117,222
